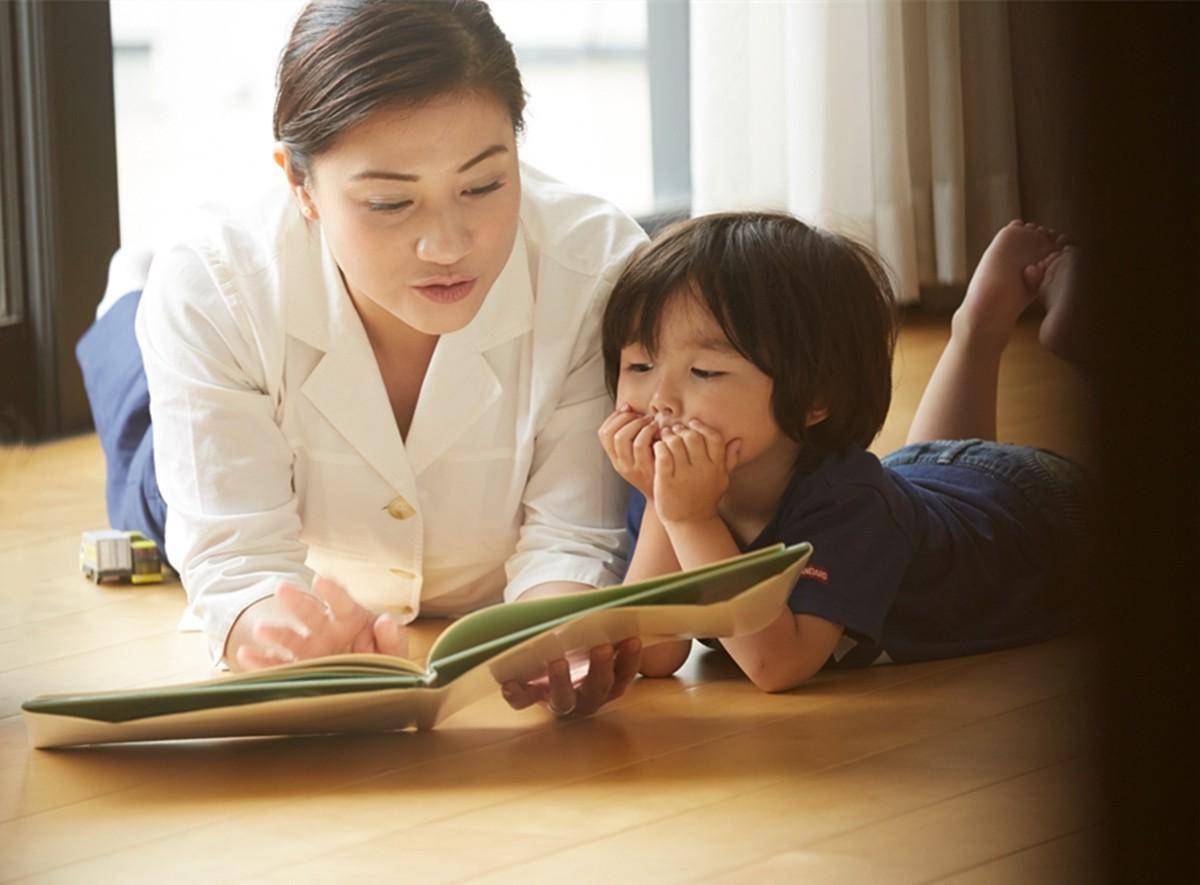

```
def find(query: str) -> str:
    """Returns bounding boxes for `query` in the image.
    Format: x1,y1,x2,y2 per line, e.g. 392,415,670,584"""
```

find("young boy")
599,216,1087,691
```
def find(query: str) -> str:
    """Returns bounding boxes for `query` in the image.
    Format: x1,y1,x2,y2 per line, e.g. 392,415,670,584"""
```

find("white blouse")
135,163,648,661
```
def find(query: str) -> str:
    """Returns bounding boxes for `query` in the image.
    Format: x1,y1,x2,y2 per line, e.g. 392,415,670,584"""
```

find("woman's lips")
412,278,476,304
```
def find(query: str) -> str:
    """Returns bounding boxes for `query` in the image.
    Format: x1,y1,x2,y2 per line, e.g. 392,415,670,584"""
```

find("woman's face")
290,92,521,337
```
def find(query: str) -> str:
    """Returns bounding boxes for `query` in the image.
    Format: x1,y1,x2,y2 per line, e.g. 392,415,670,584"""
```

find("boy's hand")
598,404,658,499
235,575,408,669
652,420,741,525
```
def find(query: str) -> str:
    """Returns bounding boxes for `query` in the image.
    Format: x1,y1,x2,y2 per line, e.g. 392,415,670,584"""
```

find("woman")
77,0,646,717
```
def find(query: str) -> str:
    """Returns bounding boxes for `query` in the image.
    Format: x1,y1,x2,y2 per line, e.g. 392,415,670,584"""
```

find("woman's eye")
691,368,725,380
367,200,412,213
465,180,504,197
624,362,652,374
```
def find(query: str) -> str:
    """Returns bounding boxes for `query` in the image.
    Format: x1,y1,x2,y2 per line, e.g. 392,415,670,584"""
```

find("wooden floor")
0,315,1101,883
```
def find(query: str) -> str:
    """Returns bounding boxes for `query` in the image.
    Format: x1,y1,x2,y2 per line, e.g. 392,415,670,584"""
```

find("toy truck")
80,530,164,584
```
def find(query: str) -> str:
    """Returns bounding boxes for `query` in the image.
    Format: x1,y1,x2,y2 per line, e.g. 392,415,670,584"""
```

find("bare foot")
955,220,1067,346
1028,246,1089,368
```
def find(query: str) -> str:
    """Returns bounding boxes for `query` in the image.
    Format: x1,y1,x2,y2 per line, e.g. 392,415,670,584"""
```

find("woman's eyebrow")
351,145,509,182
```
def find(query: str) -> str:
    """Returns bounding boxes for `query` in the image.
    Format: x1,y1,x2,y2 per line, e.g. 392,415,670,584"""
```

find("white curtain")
690,0,1020,304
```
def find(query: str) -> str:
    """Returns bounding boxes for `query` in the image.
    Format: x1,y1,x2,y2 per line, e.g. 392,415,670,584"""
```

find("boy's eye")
465,180,504,197
691,368,725,380
624,362,653,373
367,200,412,213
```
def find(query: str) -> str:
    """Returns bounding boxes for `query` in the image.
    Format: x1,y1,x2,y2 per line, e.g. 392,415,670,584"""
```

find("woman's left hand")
500,638,643,718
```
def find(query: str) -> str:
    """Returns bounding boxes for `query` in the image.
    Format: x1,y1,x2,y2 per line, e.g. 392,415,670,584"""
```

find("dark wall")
1014,3,1199,879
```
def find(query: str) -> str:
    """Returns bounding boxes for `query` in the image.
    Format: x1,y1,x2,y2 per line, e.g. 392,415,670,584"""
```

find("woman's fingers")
609,637,643,699
252,621,307,658
502,640,643,717
274,582,329,635
313,574,360,621
573,645,616,716
372,613,408,657
236,644,292,671
545,659,577,717
500,679,542,711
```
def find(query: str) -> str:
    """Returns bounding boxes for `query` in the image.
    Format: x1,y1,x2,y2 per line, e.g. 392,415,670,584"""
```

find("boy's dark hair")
602,212,897,463
274,0,525,186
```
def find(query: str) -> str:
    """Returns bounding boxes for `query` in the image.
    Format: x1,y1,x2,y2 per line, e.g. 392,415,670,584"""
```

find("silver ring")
554,698,578,718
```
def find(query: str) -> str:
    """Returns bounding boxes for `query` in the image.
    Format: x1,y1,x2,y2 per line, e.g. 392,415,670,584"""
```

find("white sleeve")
135,243,313,662
503,267,630,602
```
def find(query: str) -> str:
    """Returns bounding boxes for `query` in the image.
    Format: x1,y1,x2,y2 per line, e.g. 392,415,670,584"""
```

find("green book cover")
23,542,812,747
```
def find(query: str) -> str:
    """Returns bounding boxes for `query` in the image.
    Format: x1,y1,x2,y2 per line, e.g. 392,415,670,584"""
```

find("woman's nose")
415,211,471,266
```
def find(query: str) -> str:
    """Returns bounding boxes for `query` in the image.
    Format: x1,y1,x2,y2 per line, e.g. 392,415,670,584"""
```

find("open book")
24,543,811,748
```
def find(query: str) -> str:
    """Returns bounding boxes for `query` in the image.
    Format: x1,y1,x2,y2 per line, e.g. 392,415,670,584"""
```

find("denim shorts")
880,439,1089,538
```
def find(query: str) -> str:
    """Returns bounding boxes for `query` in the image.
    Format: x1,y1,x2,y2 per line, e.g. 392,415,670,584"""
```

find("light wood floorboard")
0,316,1098,883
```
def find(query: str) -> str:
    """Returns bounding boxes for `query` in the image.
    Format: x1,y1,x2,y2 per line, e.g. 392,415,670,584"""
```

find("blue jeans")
881,438,1088,538
75,290,169,559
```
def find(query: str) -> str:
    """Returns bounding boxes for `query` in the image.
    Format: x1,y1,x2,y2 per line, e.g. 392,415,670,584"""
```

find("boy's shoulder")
774,447,917,539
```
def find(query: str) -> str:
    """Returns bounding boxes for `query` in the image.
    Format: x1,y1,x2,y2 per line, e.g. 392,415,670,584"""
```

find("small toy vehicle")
80,530,164,584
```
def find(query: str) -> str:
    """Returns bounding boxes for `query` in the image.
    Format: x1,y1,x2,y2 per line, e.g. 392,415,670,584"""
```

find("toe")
1022,262,1046,293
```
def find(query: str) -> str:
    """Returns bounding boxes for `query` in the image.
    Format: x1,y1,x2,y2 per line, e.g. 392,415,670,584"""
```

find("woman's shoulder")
137,183,320,377
518,162,648,281
157,183,307,281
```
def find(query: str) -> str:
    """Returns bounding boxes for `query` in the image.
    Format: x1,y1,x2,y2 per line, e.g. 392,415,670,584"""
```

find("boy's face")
615,295,797,471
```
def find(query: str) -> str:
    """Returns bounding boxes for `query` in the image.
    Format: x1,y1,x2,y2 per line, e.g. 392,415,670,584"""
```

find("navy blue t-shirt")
625,445,1075,667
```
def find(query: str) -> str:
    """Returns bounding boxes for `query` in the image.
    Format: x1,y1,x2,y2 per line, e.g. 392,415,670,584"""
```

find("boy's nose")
649,386,680,419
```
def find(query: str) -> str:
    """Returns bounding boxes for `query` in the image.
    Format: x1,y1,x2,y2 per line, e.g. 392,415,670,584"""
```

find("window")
1,1,117,440
109,0,688,248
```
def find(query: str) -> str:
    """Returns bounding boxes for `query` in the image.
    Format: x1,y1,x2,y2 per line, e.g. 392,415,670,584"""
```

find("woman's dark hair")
274,0,525,183
602,212,898,463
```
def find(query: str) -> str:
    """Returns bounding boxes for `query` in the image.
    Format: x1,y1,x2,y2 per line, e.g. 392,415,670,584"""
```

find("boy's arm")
627,506,692,676
664,517,844,692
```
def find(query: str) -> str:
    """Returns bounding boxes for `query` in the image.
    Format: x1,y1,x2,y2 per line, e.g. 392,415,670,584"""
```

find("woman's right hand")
231,575,408,670
598,404,657,499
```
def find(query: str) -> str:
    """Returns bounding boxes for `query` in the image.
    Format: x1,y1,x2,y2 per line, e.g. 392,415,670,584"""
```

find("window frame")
0,0,120,441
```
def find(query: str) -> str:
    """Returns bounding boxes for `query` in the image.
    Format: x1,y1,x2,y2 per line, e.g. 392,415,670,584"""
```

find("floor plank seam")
689,754,1092,885
216,661,990,883
920,824,1099,884
432,677,1093,885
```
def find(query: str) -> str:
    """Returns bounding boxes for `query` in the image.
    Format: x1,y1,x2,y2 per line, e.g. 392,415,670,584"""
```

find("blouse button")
389,567,417,580
383,495,416,520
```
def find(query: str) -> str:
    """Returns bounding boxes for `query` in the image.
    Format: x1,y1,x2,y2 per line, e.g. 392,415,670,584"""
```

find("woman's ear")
274,144,318,221
805,404,829,427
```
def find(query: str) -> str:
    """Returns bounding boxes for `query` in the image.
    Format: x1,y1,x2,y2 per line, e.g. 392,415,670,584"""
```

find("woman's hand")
500,638,643,718
653,420,741,526
598,404,658,499
235,575,408,670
